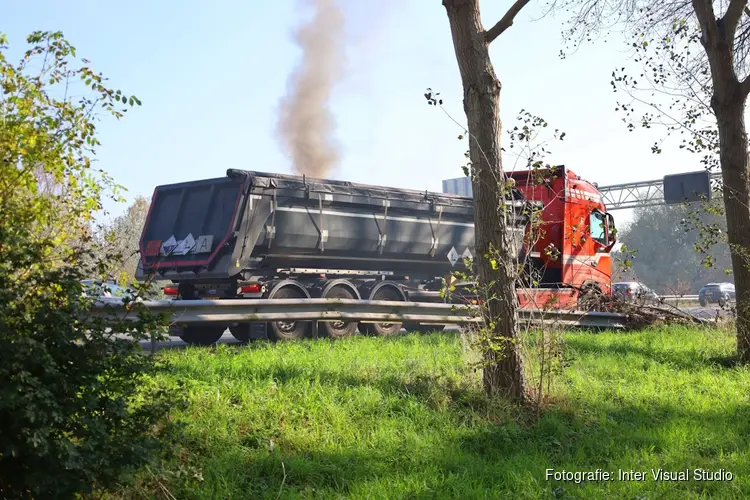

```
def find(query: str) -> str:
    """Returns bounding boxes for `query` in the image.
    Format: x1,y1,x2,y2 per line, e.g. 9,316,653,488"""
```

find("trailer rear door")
139,176,246,271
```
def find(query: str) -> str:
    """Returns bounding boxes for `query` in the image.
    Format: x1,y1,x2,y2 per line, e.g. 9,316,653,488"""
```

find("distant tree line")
613,202,732,294
94,196,151,284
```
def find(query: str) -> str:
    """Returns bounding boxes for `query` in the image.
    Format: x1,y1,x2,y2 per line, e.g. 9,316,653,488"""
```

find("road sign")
663,171,711,205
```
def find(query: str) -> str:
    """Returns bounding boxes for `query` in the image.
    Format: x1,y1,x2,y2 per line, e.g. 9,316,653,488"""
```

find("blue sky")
4,0,707,225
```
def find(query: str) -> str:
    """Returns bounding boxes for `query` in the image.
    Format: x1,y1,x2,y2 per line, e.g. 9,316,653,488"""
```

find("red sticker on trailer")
144,240,162,257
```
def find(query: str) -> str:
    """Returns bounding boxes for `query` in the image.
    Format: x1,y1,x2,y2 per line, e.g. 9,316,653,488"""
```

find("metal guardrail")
662,295,699,300
92,298,629,330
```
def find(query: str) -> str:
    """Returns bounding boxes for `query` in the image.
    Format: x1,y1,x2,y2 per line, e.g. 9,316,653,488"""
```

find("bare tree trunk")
443,0,527,402
698,4,750,362
714,94,750,362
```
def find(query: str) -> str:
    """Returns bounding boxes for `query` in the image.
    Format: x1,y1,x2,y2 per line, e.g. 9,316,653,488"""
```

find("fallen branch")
576,290,709,329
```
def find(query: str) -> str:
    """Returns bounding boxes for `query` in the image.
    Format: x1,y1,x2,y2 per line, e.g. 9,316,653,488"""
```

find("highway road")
138,330,239,351
687,307,728,320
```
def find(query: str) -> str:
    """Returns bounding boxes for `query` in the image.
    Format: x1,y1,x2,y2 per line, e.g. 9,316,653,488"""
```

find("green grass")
118,326,750,499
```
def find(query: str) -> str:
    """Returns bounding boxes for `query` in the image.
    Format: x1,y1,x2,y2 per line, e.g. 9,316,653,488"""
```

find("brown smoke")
277,0,346,179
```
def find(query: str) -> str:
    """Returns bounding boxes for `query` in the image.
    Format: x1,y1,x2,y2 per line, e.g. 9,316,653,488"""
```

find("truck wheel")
699,297,707,307
179,326,225,346
577,282,603,310
229,324,253,343
360,286,403,337
404,323,445,334
268,287,311,341
322,285,358,339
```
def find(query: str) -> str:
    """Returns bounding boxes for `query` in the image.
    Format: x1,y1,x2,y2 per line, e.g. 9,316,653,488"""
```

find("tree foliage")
95,196,152,286
0,32,179,498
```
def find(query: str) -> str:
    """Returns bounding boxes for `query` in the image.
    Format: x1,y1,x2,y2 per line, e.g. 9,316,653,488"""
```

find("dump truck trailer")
136,166,617,344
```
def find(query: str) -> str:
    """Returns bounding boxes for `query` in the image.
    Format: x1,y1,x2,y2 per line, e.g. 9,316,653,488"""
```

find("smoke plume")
277,0,346,179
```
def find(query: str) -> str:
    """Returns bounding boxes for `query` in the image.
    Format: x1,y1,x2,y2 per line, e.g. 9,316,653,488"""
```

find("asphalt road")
686,307,728,320
138,330,239,351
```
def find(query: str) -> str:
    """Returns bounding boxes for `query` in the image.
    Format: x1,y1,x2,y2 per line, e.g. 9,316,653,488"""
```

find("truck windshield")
590,210,606,245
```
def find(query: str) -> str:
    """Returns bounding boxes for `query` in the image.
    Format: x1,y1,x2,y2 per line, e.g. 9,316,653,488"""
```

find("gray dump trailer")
136,169,536,344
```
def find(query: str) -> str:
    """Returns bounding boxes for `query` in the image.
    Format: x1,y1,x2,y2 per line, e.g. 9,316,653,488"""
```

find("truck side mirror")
605,212,617,251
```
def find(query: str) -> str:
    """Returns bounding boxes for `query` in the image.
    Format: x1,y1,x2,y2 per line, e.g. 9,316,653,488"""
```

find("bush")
0,31,181,498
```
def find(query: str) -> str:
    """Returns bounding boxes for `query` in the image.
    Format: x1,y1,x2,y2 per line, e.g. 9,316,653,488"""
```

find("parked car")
698,282,735,307
613,282,660,303
81,280,140,304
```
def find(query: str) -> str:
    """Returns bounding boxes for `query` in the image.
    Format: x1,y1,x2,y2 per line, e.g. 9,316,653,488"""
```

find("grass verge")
112,326,750,499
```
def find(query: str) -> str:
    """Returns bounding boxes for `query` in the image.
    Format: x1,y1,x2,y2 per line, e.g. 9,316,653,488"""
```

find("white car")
81,280,141,304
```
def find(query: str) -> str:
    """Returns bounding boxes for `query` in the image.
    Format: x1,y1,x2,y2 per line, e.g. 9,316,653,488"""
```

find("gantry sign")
442,170,721,211
597,171,722,211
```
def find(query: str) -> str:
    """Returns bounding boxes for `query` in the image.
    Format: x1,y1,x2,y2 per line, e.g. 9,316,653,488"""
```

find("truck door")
589,210,607,249
587,209,613,287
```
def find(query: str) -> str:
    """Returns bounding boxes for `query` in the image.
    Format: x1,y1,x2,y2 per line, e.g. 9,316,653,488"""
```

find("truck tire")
699,296,707,307
577,282,603,310
322,285,358,339
179,325,225,346
404,323,445,334
360,286,403,337
268,286,311,341
229,324,253,343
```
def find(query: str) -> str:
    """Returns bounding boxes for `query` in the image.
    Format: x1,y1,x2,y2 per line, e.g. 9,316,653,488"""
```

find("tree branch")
485,0,532,44
724,0,748,42
692,0,719,46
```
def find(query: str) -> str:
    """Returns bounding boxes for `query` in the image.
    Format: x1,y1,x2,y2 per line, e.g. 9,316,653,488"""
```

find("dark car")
613,282,660,303
698,282,735,307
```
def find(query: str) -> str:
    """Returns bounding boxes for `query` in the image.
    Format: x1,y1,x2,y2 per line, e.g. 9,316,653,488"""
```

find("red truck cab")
509,165,617,309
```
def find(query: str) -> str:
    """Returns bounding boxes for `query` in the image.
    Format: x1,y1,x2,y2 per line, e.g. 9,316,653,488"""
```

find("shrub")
0,31,181,499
